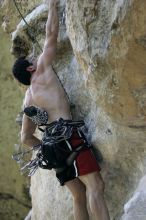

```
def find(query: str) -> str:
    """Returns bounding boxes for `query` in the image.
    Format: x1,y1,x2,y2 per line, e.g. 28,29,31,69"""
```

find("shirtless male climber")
12,0,110,219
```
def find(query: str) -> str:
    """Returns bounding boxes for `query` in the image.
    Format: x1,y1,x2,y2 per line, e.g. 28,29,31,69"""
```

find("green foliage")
0,27,31,219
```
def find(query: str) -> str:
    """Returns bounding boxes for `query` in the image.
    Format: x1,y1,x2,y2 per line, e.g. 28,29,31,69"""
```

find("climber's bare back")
25,63,71,123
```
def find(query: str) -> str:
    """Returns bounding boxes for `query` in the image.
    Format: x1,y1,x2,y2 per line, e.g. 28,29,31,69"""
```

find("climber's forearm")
21,133,41,148
46,0,59,39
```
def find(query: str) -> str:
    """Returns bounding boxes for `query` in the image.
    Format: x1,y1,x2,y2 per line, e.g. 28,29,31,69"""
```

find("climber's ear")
27,66,36,73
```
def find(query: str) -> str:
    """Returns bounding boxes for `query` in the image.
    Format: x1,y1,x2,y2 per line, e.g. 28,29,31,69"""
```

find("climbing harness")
13,109,91,176
22,118,91,176
13,105,100,176
41,117,85,143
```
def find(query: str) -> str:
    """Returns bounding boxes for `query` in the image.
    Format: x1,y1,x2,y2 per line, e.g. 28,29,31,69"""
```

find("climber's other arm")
21,114,41,148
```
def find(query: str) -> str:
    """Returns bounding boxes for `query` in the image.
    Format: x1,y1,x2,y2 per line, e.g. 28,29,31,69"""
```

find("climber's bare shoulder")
34,53,52,75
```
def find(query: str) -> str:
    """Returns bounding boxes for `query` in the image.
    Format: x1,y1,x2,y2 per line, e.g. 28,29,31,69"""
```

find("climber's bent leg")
79,171,110,220
65,178,89,220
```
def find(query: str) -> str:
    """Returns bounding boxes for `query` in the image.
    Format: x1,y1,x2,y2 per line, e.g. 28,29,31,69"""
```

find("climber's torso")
24,64,71,123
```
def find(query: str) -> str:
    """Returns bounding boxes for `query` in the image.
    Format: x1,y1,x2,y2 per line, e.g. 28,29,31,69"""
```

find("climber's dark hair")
12,56,32,85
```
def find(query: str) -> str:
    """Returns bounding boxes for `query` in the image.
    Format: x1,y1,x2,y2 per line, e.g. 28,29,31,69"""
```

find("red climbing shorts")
56,128,101,185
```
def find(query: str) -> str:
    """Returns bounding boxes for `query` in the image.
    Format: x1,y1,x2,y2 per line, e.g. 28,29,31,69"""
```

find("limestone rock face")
1,0,146,219
121,175,146,220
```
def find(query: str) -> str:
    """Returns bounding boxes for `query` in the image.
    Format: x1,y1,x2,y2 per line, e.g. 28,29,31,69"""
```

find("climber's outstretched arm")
37,0,59,70
45,0,59,40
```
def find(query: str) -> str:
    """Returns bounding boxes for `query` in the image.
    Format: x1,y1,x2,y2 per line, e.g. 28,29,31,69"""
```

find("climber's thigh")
65,177,86,199
78,171,105,193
